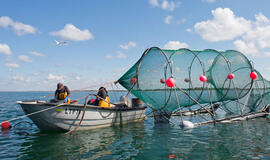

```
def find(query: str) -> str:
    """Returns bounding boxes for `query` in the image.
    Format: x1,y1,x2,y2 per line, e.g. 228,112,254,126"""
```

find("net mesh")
118,47,270,113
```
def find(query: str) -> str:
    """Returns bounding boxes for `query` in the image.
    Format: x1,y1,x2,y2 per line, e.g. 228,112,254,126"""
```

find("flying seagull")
54,40,67,46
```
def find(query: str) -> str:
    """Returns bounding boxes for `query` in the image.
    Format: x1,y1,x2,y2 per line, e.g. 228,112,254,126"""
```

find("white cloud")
0,16,12,27
105,54,113,59
194,8,251,42
164,15,173,24
116,52,127,59
241,14,270,49
164,41,189,50
5,63,19,68
202,0,216,3
18,55,32,63
115,68,127,73
75,76,81,80
161,0,178,11
149,0,159,7
175,66,181,72
51,24,94,41
234,40,259,55
232,13,270,56
186,28,192,32
255,13,270,27
30,51,45,57
264,52,270,56
12,75,31,83
149,0,179,11
47,73,64,82
32,73,39,76
120,41,136,50
0,16,37,36
0,43,12,55
176,18,186,24
243,26,270,49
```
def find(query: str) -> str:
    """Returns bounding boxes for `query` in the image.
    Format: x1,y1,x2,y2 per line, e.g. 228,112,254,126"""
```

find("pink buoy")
166,78,175,88
160,78,166,84
199,75,207,82
227,73,235,80
130,77,137,85
250,72,258,80
184,78,190,83
1,121,11,130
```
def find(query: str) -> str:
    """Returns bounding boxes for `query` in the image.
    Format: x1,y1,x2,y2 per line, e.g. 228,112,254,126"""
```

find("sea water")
0,91,270,160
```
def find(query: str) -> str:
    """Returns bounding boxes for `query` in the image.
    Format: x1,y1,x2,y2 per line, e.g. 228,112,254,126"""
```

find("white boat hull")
17,101,146,132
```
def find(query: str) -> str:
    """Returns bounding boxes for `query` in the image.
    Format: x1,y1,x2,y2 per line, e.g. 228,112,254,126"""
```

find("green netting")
118,47,270,113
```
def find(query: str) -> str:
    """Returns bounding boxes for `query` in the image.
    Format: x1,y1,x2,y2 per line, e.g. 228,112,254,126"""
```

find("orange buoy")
1,121,11,130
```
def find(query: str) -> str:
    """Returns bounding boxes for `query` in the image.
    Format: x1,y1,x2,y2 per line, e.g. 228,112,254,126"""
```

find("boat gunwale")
17,100,147,111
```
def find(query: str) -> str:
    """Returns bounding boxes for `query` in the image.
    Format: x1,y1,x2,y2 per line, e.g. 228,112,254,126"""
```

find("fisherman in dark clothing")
88,87,110,107
95,87,108,105
54,82,70,103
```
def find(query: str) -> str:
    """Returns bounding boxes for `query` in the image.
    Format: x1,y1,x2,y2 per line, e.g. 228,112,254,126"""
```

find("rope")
206,83,216,123
241,80,255,115
13,121,33,129
71,81,116,92
173,87,184,126
110,82,119,104
231,79,242,114
38,81,117,99
8,102,68,122
254,80,266,111
66,94,90,134
161,112,176,126
66,91,122,134
39,94,54,99
175,84,214,117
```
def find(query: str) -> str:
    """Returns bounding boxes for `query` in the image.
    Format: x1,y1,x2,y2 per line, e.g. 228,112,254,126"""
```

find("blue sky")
0,0,270,91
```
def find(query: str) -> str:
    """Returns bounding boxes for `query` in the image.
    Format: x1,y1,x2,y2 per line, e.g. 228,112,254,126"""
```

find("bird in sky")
54,40,67,46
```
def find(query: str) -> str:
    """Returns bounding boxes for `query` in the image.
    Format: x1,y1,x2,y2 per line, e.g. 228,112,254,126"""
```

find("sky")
1,0,270,91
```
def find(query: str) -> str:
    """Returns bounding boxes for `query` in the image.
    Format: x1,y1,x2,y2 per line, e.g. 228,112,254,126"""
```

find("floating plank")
172,104,219,116
194,112,270,127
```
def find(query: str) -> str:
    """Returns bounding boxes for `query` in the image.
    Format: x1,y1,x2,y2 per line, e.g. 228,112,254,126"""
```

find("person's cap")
99,86,104,90
57,83,63,89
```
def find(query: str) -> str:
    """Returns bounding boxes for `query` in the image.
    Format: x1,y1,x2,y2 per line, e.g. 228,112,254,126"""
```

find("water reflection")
1,91,270,159
179,118,270,160
136,117,270,160
19,122,145,160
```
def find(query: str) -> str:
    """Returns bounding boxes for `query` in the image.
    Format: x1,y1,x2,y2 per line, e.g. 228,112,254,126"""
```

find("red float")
199,75,207,82
1,121,11,130
168,155,177,159
250,72,258,80
166,78,175,88
160,78,166,84
184,78,190,83
130,77,137,85
227,73,235,80
90,99,95,103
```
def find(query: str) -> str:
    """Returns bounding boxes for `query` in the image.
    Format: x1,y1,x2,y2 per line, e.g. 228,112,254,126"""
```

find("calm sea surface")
0,91,270,160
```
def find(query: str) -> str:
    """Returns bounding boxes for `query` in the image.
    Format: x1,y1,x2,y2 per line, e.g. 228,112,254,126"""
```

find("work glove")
64,96,68,103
